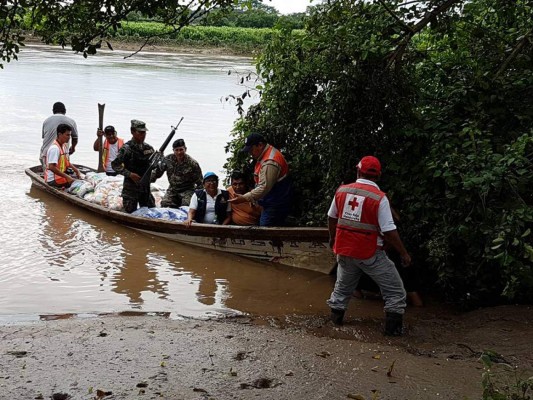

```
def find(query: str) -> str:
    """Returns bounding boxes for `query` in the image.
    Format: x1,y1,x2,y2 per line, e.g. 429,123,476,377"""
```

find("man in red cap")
326,156,411,336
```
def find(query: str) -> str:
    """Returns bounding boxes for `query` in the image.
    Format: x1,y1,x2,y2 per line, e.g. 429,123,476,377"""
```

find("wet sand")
2,305,532,399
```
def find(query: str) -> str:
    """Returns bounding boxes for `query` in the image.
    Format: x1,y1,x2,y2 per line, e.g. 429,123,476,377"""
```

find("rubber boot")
330,308,345,326
384,312,403,336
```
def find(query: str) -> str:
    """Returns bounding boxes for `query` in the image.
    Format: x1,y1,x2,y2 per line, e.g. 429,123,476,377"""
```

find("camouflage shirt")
155,153,203,194
111,139,155,179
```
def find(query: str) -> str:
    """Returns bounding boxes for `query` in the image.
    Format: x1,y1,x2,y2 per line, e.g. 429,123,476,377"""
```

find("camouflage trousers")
161,189,194,208
122,180,155,213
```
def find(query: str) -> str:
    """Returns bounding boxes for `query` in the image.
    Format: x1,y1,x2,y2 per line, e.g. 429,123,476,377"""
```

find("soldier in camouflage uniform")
112,120,156,213
153,138,203,208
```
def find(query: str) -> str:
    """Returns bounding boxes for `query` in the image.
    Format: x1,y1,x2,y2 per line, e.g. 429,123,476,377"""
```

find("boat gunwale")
25,165,329,242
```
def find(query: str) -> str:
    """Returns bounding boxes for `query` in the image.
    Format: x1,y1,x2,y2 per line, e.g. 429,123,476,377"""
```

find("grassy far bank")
111,21,302,55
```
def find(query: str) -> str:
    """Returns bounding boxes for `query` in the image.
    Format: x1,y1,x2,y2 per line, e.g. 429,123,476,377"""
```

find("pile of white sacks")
67,172,188,221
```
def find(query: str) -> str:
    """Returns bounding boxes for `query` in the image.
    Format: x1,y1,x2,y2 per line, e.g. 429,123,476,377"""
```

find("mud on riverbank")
1,305,531,399
23,34,256,57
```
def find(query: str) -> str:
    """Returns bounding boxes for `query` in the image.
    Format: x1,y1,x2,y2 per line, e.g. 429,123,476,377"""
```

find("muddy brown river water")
0,45,341,321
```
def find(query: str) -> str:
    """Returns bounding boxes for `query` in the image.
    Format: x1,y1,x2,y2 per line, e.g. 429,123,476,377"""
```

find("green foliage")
204,6,278,29
1,0,303,59
225,0,533,304
1,0,240,65
0,1,26,67
197,0,305,29
480,351,533,399
115,21,277,52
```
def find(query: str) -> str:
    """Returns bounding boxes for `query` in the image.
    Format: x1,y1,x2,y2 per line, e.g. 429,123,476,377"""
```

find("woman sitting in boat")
44,123,81,188
185,172,231,226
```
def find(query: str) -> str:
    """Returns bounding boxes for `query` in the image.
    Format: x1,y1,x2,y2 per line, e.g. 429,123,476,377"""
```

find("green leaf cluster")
480,350,533,400
115,22,279,52
1,0,240,65
225,0,533,304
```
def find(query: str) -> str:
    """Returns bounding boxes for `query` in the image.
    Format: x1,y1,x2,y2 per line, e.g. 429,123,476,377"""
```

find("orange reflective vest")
102,138,124,169
254,144,289,184
333,182,385,259
44,140,71,185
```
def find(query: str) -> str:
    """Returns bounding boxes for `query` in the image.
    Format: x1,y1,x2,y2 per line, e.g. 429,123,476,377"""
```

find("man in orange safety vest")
230,133,292,226
93,125,124,176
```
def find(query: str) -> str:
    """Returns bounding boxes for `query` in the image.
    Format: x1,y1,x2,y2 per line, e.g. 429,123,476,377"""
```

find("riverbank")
109,37,258,57
2,305,532,399
23,28,267,57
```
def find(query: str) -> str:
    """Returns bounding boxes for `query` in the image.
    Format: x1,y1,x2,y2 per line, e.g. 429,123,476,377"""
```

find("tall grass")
114,22,289,53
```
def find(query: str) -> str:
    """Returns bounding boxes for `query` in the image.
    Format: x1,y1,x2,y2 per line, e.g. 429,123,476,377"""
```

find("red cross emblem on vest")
348,196,359,210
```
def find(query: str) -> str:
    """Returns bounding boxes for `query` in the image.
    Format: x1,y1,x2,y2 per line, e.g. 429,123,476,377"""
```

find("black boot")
330,308,345,326
384,312,403,336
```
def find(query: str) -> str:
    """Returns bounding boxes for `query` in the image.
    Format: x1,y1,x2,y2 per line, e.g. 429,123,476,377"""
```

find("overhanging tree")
225,0,533,304
0,0,244,67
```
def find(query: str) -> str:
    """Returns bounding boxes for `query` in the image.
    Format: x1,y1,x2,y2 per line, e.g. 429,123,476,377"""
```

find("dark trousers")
122,179,155,213
259,206,290,227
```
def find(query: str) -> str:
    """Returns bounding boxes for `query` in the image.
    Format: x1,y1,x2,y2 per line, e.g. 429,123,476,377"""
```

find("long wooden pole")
97,103,105,172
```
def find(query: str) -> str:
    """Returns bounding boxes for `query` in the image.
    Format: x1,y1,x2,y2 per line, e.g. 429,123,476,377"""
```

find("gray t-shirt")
40,114,79,159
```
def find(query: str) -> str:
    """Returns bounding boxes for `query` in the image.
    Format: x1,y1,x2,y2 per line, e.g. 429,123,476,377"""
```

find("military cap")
131,119,148,132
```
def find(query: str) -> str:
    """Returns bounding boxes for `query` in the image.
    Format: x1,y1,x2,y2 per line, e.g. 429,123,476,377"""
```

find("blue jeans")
259,206,290,227
327,251,406,314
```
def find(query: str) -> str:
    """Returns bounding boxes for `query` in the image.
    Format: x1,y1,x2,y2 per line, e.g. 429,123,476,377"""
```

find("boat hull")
26,165,335,274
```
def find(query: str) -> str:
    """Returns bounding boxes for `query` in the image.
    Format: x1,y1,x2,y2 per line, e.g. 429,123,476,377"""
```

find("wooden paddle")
97,103,105,172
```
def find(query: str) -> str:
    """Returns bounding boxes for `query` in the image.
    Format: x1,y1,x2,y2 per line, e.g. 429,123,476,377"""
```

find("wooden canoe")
26,165,335,274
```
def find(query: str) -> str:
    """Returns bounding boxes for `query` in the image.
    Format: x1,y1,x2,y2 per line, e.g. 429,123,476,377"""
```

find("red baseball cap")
357,156,381,176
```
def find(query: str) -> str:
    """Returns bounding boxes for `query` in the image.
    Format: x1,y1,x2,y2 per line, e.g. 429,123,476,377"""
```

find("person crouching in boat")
185,172,231,226
152,138,203,208
111,120,156,213
227,170,261,226
93,125,124,176
230,133,293,227
44,123,81,188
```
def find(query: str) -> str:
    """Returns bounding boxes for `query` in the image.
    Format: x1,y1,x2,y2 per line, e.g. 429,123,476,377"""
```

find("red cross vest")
254,144,289,184
44,140,71,185
102,138,124,169
333,182,385,259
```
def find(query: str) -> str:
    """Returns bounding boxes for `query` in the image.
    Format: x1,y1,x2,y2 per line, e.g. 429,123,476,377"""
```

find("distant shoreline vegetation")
111,22,302,55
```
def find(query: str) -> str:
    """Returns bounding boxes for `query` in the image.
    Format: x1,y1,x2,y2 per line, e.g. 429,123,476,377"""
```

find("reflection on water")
112,246,167,307
0,184,334,319
0,46,336,321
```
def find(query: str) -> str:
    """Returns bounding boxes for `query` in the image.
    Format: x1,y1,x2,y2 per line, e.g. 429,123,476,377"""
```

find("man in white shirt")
186,172,231,226
45,124,81,188
326,156,411,336
93,125,124,176
40,102,79,169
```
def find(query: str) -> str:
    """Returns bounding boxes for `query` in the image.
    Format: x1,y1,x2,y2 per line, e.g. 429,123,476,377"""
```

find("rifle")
139,117,184,191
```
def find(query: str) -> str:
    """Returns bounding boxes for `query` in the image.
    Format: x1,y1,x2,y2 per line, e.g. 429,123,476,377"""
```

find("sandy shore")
2,306,532,399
